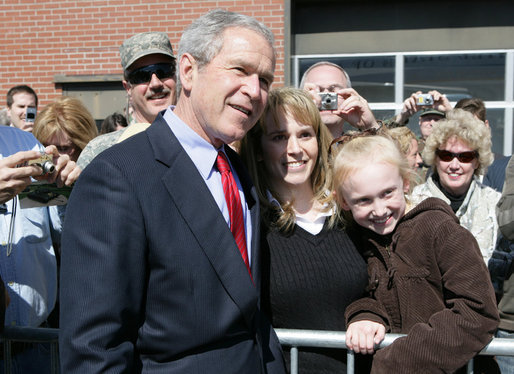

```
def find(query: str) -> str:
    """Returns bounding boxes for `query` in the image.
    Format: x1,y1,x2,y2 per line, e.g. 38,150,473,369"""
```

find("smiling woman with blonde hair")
410,108,500,263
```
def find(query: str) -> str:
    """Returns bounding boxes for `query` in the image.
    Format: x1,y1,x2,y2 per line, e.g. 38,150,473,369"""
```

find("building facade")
0,0,285,123
1,0,514,154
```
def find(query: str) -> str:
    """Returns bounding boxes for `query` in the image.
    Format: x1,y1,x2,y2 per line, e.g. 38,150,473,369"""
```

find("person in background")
32,96,98,162
0,108,10,126
389,90,451,132
331,131,499,374
100,112,128,134
240,87,370,373
6,85,38,132
489,155,514,374
410,109,500,264
59,9,285,374
0,125,79,373
455,97,511,192
388,126,423,187
77,31,177,169
299,61,379,138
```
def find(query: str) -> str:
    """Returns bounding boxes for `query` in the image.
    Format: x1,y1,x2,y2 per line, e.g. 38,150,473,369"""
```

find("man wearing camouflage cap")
76,32,176,169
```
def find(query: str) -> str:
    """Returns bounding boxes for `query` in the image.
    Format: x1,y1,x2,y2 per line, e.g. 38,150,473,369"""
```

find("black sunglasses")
126,63,175,85
435,149,478,163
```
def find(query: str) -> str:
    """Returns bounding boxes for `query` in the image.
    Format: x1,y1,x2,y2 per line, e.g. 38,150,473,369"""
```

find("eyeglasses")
126,63,176,85
435,149,478,163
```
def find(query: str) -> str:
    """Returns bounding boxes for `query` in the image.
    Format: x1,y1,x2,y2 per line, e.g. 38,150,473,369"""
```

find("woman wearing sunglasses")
410,108,500,264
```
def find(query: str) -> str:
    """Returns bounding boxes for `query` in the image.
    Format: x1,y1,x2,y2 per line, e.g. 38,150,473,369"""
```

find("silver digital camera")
26,106,37,123
416,94,434,106
27,153,55,174
319,92,338,110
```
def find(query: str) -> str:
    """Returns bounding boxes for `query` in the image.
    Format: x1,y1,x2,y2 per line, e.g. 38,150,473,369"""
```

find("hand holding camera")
394,90,453,125
319,92,338,111
416,93,434,106
25,107,37,123
0,150,49,204
27,153,56,174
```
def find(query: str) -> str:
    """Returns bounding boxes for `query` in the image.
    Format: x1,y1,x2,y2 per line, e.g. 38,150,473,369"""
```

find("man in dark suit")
59,9,285,374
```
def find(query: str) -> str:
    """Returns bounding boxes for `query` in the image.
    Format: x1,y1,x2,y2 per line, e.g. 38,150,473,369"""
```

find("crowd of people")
0,7,512,374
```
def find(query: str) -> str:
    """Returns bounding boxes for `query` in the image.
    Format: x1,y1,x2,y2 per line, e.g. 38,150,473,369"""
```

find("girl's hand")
345,320,386,354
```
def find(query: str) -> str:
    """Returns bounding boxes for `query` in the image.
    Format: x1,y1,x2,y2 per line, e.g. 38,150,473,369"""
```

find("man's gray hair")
177,8,275,91
299,61,352,89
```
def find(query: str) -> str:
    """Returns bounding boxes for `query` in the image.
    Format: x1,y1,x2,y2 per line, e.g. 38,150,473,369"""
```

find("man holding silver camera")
391,90,451,140
299,61,379,138
6,85,38,133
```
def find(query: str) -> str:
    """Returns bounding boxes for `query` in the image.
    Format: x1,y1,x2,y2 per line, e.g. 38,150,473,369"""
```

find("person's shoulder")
409,180,431,201
87,129,124,149
0,126,41,155
77,129,126,169
405,197,457,228
0,125,35,140
475,178,501,199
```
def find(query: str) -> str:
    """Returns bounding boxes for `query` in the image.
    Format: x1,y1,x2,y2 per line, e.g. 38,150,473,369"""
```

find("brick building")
2,0,514,154
0,0,286,121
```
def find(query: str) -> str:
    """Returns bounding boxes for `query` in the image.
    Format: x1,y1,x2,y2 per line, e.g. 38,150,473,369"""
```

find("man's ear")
122,80,132,98
179,53,197,92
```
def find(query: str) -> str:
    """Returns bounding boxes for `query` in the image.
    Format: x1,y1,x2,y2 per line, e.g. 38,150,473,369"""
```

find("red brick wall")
0,0,285,108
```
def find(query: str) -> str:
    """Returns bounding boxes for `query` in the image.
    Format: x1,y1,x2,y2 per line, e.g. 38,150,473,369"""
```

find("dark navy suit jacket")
59,114,285,373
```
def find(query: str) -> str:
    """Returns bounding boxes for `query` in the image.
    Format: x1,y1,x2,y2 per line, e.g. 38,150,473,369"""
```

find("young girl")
331,132,499,373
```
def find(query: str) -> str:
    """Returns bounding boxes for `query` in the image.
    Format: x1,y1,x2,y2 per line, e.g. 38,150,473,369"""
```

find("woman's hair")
331,131,413,208
100,112,128,134
33,96,98,153
240,86,334,233
423,108,493,176
388,126,417,155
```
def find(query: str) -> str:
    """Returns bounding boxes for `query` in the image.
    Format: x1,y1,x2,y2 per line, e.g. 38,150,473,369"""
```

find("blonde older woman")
410,108,500,263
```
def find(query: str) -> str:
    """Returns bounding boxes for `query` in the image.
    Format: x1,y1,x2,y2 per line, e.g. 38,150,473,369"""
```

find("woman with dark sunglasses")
410,108,501,264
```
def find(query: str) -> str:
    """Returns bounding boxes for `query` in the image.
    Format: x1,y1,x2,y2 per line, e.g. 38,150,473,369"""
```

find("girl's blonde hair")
331,131,414,210
240,86,335,233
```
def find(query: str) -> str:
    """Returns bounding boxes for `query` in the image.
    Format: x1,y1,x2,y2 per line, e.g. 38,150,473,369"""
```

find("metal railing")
0,326,59,374
1,326,513,374
276,328,514,374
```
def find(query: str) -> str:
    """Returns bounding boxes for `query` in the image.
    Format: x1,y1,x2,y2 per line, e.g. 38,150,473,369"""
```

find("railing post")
51,341,60,374
466,358,474,374
3,340,12,374
290,346,298,374
347,350,355,374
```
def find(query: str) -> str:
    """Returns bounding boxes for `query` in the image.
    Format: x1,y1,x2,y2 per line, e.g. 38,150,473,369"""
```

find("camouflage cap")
420,108,445,117
119,32,174,71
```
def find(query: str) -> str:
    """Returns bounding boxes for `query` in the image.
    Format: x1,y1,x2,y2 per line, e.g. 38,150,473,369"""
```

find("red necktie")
216,151,252,277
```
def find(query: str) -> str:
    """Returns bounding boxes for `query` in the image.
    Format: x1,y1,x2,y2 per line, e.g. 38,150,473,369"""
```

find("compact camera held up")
416,94,434,106
319,92,338,111
27,153,55,174
25,106,37,123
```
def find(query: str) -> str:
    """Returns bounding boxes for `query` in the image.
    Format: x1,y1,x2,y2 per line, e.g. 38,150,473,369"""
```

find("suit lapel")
147,116,258,326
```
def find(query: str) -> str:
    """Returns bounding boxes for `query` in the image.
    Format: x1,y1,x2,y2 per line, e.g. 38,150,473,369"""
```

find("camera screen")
26,107,36,121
